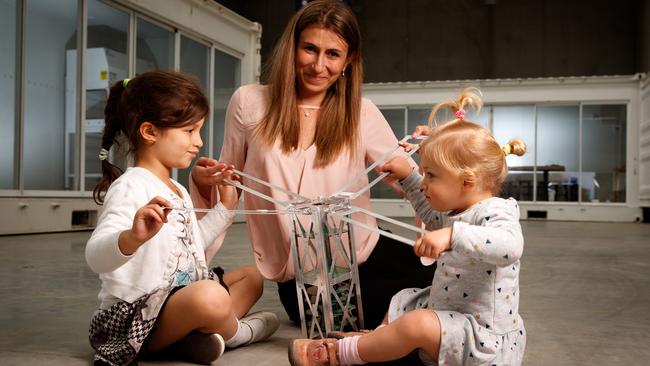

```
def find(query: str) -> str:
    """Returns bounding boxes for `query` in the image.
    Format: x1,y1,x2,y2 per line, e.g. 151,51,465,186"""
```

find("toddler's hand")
379,156,413,181
120,196,170,255
414,227,452,259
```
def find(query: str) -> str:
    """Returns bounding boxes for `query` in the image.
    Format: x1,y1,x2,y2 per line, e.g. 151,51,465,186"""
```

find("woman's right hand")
411,125,432,138
379,156,413,181
119,196,170,255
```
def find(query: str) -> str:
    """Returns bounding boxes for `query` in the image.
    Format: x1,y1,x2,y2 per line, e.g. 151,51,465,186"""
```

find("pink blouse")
193,84,409,282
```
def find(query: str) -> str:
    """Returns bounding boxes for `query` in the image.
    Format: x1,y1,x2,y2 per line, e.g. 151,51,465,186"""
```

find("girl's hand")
379,156,413,181
191,157,240,200
414,227,452,259
218,183,239,210
119,196,170,255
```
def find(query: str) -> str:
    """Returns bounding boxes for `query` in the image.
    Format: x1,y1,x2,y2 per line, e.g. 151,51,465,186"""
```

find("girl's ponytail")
93,80,127,204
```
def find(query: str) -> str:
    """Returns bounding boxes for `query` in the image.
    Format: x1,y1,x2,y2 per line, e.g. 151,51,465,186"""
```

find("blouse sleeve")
361,99,405,164
191,86,248,261
220,86,248,170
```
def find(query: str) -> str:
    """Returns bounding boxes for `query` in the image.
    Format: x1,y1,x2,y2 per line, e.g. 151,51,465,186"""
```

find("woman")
191,0,434,328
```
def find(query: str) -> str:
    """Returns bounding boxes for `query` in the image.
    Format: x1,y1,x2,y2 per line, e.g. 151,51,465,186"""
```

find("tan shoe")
288,338,339,366
326,329,371,339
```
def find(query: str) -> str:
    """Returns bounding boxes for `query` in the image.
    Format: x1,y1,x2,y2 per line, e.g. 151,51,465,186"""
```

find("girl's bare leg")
357,309,441,362
146,280,238,352
223,265,264,318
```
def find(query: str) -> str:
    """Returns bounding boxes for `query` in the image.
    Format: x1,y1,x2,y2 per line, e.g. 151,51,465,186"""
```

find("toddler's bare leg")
357,309,441,362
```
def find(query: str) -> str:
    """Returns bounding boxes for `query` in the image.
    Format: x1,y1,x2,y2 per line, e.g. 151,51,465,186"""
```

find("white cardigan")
86,167,234,308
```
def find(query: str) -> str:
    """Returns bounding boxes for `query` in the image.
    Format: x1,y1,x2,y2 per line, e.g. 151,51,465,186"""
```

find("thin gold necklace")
298,104,320,117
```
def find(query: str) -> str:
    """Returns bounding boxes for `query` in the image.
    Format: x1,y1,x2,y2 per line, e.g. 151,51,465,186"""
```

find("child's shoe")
288,338,339,366
175,331,225,365
240,311,280,344
326,329,371,339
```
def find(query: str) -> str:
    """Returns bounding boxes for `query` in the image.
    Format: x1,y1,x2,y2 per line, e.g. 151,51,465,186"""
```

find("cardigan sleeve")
85,178,141,274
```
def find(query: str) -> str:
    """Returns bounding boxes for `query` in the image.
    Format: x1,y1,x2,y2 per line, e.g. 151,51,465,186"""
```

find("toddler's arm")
398,170,446,230
451,199,523,266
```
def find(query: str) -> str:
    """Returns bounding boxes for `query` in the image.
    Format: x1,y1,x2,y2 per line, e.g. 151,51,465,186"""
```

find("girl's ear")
139,122,158,145
461,171,477,192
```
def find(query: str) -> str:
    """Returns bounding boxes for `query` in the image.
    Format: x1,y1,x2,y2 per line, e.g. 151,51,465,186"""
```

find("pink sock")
337,335,366,365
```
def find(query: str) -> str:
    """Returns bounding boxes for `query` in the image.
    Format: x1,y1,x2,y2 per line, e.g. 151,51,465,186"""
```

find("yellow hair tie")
122,78,130,88
502,144,512,156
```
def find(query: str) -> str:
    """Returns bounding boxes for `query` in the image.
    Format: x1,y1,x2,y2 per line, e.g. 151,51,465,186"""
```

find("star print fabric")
388,171,526,365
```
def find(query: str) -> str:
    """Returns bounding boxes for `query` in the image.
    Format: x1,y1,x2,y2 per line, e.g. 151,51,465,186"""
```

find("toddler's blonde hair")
420,87,526,195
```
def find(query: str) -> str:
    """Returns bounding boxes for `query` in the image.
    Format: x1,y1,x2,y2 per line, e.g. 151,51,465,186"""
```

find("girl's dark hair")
93,70,209,204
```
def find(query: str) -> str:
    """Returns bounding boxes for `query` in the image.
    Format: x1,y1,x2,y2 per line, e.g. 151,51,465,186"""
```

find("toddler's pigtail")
503,138,527,157
428,87,483,127
93,80,128,205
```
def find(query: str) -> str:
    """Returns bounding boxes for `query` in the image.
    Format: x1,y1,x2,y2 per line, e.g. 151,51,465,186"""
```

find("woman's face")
295,25,350,102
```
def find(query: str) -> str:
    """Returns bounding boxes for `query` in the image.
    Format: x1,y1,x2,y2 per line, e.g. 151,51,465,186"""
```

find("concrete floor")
1,219,649,365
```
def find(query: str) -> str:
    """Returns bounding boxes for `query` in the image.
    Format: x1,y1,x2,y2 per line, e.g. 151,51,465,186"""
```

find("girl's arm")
86,181,168,273
450,198,523,266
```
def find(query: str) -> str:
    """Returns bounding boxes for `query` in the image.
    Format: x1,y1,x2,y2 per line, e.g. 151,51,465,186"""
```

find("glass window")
84,0,129,191
537,105,579,202
213,49,241,159
136,18,173,73
0,0,17,189
380,108,406,139
24,0,78,190
492,105,536,201
582,104,626,202
407,106,432,136
177,35,210,188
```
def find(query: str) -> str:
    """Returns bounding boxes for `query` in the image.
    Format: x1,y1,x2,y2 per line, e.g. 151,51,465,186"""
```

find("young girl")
288,88,527,366
86,70,279,366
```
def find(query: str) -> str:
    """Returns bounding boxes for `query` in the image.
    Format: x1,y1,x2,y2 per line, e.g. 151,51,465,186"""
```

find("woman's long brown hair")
255,0,363,167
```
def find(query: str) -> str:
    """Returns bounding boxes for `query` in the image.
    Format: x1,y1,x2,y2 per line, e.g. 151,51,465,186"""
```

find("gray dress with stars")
387,171,526,366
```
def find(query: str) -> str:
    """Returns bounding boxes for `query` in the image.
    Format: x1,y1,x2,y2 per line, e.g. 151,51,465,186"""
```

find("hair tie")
455,108,466,120
502,144,512,156
122,78,130,88
99,148,109,161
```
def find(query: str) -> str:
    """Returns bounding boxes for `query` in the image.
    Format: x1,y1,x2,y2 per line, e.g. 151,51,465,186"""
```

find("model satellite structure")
181,136,427,339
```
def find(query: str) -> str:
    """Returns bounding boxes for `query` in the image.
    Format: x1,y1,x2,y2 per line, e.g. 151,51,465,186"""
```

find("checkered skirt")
89,268,227,366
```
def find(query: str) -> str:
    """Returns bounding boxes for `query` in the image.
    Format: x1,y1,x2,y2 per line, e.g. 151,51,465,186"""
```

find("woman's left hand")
191,157,239,200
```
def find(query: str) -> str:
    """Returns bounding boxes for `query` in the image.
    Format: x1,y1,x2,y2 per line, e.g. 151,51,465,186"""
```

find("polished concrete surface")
1,219,649,365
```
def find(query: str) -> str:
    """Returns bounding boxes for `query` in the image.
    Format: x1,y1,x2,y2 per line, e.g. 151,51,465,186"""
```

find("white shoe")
240,311,280,345
175,331,225,365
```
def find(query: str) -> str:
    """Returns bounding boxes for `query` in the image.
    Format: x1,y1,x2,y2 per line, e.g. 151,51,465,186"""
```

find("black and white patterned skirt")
89,267,228,366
